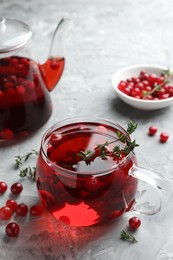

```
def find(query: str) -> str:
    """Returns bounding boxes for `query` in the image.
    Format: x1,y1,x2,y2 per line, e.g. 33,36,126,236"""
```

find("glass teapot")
0,16,71,144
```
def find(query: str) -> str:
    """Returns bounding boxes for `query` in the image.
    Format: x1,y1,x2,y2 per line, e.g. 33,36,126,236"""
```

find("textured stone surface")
1,0,173,259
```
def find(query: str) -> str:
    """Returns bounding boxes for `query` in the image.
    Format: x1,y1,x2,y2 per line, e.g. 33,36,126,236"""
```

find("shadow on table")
1,211,122,259
110,97,170,121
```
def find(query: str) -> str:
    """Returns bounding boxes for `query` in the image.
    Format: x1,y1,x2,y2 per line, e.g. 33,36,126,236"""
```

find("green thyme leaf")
161,69,172,77
14,149,38,181
120,230,137,243
77,120,139,165
126,120,138,135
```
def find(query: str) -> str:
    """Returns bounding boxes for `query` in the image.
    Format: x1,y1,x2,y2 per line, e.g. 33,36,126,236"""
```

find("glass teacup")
35,117,162,227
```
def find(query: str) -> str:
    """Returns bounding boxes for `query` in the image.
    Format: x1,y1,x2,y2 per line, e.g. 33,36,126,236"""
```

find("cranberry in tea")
36,120,138,226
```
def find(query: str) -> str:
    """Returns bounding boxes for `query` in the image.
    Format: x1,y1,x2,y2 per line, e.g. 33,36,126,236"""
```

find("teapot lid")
0,17,32,53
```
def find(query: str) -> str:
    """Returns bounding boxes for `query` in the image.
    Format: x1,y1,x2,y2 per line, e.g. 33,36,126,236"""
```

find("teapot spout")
40,18,72,91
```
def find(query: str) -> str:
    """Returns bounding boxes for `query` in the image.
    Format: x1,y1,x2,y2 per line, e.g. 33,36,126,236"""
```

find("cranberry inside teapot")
0,56,52,143
0,17,71,144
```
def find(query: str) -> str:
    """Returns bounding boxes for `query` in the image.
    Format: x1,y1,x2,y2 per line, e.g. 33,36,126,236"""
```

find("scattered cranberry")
160,132,169,143
129,217,141,230
0,181,8,194
10,182,23,195
0,206,13,220
30,204,43,216
5,222,20,237
15,203,28,216
6,199,17,211
148,126,158,136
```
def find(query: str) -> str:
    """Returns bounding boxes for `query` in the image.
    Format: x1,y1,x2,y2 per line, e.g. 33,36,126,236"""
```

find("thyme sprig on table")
77,120,139,165
14,149,38,180
120,230,137,243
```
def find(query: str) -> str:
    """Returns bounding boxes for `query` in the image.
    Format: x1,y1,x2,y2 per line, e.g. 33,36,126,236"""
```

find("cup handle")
128,164,162,215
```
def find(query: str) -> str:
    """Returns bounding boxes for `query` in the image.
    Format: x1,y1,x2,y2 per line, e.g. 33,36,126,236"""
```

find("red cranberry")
85,176,101,192
16,85,26,95
145,95,153,100
4,81,16,89
5,88,16,98
133,95,141,99
147,74,157,86
0,90,4,99
17,77,24,84
11,183,23,195
16,63,25,70
135,82,144,89
8,75,17,82
24,80,35,91
30,204,43,216
59,216,70,224
139,71,148,80
15,203,28,216
160,132,169,143
11,58,19,65
124,87,131,95
148,126,158,136
142,80,149,87
131,87,141,97
6,199,17,211
50,59,60,70
0,206,13,220
160,93,170,99
0,181,8,194
0,128,14,140
20,58,29,66
5,222,20,237
50,133,62,146
144,86,152,92
129,217,141,230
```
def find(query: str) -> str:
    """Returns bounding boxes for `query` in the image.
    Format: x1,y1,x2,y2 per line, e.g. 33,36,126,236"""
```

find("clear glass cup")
35,117,162,227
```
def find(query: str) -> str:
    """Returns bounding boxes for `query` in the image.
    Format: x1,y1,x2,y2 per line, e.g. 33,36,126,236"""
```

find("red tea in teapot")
0,56,64,142
36,121,138,226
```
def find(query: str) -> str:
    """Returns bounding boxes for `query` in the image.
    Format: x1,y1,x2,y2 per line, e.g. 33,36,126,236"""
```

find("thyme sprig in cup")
35,117,162,227
77,120,138,165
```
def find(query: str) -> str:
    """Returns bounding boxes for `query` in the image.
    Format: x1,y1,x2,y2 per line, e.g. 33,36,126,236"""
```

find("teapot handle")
129,165,162,215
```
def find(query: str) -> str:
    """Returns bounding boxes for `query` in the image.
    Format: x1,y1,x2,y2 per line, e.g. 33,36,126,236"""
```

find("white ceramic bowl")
112,64,173,110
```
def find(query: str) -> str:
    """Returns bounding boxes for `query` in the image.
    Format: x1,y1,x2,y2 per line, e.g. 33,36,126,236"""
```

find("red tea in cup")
36,117,162,226
36,118,139,226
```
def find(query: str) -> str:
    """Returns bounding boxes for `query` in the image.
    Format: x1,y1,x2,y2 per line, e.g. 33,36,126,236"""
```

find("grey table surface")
1,0,173,259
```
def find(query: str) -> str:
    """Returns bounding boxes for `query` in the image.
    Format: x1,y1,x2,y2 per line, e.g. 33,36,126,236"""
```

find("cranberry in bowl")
112,64,173,110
